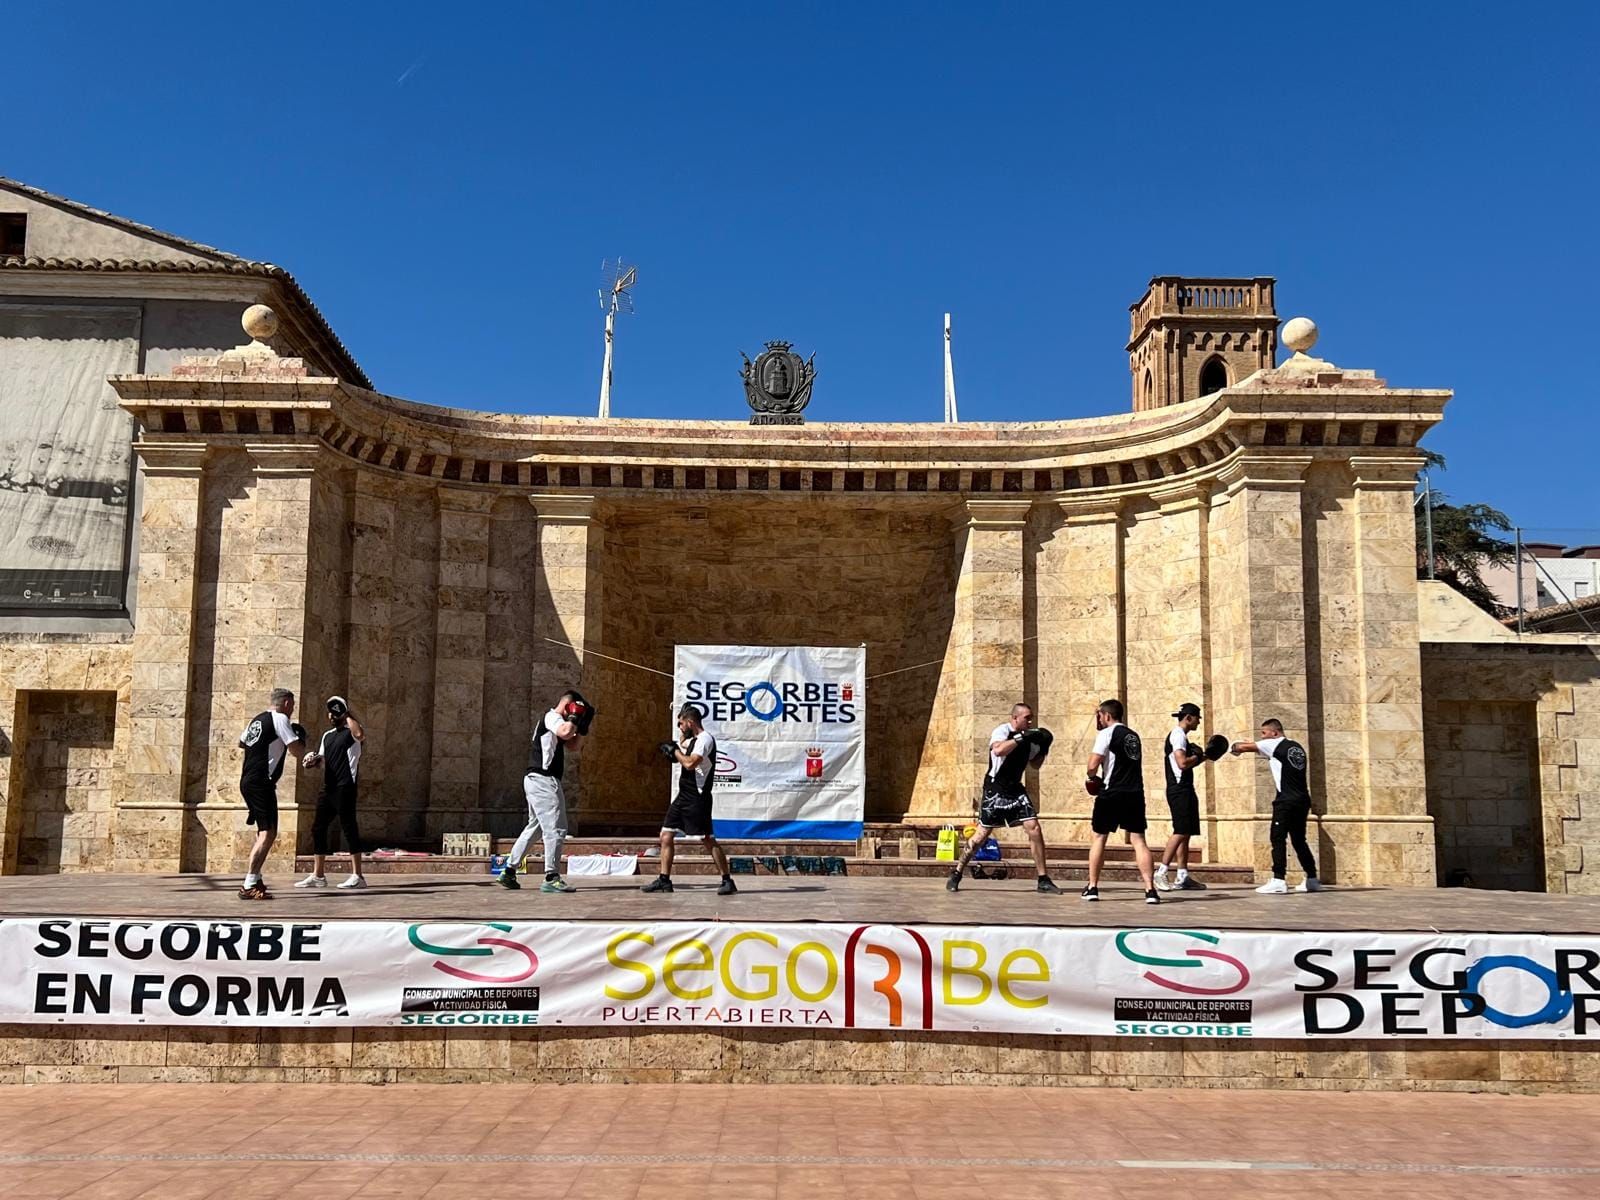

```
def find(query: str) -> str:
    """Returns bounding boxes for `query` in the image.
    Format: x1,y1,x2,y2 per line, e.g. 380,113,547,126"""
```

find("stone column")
1349,456,1434,886
116,442,208,872
1032,498,1123,837
529,494,604,814
913,499,1030,822
1207,455,1311,875
427,488,495,837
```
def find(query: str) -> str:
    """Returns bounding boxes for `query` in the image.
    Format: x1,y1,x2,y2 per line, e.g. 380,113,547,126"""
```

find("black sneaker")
1145,889,1161,905
1036,877,1062,894
498,867,521,891
1080,885,1100,901
945,869,961,892
641,876,674,893
717,877,738,896
1178,876,1208,891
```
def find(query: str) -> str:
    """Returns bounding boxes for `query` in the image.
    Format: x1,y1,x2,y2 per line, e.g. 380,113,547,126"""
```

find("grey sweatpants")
508,773,567,876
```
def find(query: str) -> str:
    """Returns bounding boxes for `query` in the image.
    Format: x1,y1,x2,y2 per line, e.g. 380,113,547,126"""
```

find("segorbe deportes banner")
674,644,865,840
3,918,1600,1039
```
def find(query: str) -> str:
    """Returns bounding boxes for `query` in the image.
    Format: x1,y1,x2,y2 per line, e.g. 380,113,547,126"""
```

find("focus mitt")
290,722,307,744
1204,734,1230,761
567,693,595,735
1084,775,1103,796
1030,728,1053,759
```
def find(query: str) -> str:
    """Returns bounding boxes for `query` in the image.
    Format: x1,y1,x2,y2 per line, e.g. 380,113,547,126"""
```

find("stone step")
295,850,1254,884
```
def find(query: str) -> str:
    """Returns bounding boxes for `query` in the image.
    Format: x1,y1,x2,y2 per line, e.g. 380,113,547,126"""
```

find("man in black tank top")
236,687,307,901
1082,698,1159,904
1232,718,1321,894
1155,702,1206,892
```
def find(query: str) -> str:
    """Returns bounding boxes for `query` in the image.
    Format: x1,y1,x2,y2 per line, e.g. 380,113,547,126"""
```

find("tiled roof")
0,177,370,389
1504,591,1600,632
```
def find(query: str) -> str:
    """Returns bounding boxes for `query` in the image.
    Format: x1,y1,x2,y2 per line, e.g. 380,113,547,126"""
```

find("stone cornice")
107,366,1451,505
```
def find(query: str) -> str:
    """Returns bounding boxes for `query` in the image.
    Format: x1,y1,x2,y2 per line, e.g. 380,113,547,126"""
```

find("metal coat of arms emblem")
740,340,815,425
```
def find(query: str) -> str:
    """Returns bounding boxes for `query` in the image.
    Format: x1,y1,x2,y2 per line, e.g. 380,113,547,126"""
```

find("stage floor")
2,872,1598,933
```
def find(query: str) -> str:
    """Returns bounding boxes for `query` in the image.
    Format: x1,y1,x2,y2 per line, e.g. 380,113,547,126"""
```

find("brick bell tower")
1127,277,1278,410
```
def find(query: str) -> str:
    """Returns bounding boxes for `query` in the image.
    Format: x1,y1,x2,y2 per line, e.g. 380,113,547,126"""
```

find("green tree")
1415,450,1515,613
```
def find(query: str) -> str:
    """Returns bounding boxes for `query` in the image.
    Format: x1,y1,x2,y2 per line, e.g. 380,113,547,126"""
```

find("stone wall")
1422,640,1600,893
8,690,118,872
1,1024,1595,1093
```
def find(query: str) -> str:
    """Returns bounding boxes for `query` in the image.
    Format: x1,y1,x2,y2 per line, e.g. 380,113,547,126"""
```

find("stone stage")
2,874,1598,1094
3,871,1600,934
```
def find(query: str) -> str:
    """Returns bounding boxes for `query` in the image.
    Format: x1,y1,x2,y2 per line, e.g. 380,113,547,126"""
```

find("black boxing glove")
573,704,595,736
1182,742,1205,768
657,741,679,761
1030,728,1053,759
290,722,307,744
1010,728,1033,746
1084,775,1104,796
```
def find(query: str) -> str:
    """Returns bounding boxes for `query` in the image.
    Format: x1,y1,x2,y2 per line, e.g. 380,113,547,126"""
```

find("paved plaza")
0,1083,1595,1198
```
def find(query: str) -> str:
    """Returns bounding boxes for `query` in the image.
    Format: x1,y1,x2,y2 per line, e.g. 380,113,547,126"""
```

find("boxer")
1082,699,1159,904
642,703,736,895
236,688,307,900
500,689,593,893
1232,719,1321,893
1155,701,1206,891
947,703,1061,893
296,695,367,890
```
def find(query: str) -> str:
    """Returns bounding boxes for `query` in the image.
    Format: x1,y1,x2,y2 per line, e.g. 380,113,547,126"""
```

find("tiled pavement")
3,872,1599,933
0,1083,1595,1198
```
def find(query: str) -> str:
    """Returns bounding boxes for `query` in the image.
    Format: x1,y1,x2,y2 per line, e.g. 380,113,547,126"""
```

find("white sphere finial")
1282,316,1318,354
242,304,279,342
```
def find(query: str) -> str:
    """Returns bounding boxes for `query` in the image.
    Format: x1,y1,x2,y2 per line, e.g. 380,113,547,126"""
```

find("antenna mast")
943,312,959,422
596,259,637,418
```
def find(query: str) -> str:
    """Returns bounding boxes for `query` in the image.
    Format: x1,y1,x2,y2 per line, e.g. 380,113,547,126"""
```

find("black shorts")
663,793,714,838
241,780,279,832
979,788,1037,828
1165,788,1200,837
1092,790,1146,835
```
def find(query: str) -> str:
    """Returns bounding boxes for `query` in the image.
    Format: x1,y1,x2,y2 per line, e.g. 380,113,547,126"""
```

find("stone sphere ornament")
1282,316,1318,354
241,304,280,341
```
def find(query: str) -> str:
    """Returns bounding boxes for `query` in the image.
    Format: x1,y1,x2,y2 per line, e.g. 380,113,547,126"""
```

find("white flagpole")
943,312,959,423
598,304,616,418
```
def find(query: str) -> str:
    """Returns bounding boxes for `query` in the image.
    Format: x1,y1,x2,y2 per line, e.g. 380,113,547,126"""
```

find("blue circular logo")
1464,955,1573,1028
746,682,783,722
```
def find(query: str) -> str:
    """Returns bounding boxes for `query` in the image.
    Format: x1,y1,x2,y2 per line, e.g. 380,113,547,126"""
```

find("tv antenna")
596,259,637,418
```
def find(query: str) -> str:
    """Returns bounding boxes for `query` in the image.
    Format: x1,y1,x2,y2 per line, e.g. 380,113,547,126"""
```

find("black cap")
1172,702,1202,720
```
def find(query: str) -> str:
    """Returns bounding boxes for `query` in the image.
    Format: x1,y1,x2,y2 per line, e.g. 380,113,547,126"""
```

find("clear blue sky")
6,1,1597,531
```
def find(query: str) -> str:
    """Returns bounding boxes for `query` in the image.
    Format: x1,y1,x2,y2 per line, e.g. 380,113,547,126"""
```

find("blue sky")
6,1,1597,531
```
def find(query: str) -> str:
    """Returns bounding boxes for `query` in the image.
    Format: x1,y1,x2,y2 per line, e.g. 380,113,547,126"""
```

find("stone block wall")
1,1023,1596,1093
1422,640,1600,893
9,690,118,872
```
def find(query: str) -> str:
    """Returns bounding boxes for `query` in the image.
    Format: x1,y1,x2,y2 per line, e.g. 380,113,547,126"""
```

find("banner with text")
3,918,1599,1039
675,643,865,840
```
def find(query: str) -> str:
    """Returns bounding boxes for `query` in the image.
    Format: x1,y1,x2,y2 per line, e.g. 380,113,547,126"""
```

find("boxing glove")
1010,728,1033,746
1084,776,1104,796
1182,742,1205,767
572,703,596,736
657,741,679,761
1030,727,1054,758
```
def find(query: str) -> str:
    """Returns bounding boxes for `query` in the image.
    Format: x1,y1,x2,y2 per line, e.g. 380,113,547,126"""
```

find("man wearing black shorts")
1083,698,1159,904
642,703,736,895
236,687,307,900
1232,718,1322,894
1155,701,1206,892
296,695,367,891
946,702,1061,894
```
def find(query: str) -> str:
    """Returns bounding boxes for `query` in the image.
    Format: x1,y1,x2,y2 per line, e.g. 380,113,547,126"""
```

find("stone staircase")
295,823,1253,885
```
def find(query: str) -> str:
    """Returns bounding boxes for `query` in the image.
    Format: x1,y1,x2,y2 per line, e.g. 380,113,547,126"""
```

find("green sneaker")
541,876,576,894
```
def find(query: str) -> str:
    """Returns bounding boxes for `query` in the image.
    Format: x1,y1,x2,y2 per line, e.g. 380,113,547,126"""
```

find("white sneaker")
1154,865,1173,891
1295,877,1323,893
337,875,368,890
1254,878,1289,894
294,874,328,889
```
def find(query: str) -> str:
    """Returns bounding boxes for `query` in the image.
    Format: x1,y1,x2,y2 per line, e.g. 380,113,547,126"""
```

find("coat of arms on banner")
740,340,816,425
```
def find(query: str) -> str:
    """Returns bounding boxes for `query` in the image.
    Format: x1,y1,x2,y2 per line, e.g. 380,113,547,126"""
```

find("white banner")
3,918,1599,1039
675,644,865,840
